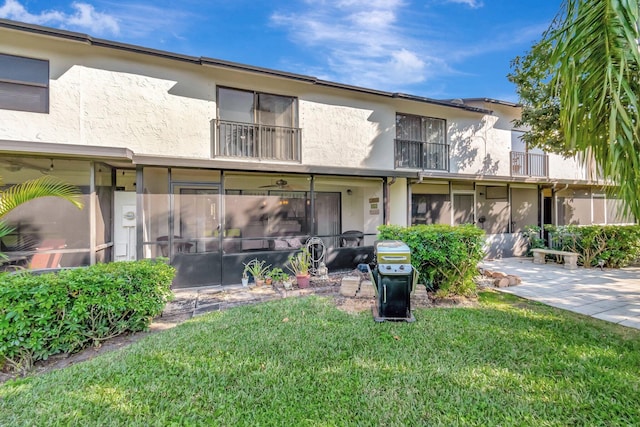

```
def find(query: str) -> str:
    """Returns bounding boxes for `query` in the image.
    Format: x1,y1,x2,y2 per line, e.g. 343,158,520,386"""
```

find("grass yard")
1,291,640,426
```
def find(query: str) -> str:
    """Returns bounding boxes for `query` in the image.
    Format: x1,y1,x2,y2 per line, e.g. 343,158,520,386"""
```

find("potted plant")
243,259,271,287
241,270,249,287
286,248,311,288
269,267,290,289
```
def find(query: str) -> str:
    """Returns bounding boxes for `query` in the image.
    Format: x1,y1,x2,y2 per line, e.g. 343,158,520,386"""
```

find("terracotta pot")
296,274,311,289
265,277,273,286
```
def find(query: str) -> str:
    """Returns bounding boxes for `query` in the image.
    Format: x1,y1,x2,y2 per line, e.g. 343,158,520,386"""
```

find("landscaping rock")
356,280,376,298
483,269,494,277
413,285,429,297
340,276,361,297
507,275,521,286
494,278,510,288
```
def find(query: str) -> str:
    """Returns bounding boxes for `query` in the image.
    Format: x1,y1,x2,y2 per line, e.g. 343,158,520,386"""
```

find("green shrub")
0,259,175,372
523,225,546,254
546,225,640,268
378,224,485,297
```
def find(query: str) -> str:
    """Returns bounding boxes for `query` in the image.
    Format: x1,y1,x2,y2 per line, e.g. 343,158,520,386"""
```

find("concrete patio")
480,257,640,330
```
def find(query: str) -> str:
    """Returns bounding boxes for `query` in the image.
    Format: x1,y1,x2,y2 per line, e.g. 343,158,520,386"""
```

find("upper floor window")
216,87,300,162
0,53,49,113
395,113,448,171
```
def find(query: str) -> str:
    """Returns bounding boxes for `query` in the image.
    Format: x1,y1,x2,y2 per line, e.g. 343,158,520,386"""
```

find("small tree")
508,40,569,156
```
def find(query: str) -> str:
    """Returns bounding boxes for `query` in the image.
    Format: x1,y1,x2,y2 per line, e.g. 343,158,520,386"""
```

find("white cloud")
66,3,118,34
444,0,484,8
271,0,443,91
0,0,119,35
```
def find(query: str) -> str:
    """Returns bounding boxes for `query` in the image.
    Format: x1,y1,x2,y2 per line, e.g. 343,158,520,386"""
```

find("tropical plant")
0,175,83,259
286,248,311,277
242,259,271,281
515,0,640,219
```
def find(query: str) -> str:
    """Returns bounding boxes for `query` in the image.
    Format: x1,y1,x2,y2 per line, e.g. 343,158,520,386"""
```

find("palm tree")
545,0,640,219
0,175,83,259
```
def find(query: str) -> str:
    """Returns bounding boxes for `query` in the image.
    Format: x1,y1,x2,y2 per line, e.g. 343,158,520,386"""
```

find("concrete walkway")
480,257,640,330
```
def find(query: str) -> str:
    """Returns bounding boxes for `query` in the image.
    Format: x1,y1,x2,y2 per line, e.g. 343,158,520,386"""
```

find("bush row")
378,224,485,297
543,224,640,268
0,259,175,371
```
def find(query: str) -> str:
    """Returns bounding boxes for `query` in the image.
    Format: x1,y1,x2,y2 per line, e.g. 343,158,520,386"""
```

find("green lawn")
1,292,639,426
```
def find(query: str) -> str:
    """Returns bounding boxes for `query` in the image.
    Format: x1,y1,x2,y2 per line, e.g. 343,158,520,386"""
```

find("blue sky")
0,0,560,101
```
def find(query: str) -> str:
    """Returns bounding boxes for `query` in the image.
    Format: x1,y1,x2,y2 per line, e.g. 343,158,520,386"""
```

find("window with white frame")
0,53,49,113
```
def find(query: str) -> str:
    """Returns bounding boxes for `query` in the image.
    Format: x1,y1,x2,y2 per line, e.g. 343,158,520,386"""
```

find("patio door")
170,184,222,288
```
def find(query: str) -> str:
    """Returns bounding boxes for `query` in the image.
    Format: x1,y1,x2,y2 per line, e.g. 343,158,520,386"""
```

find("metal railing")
394,139,449,171
510,151,548,177
215,119,302,162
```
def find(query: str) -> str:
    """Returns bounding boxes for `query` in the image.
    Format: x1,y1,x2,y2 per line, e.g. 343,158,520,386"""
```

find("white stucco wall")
0,31,216,157
449,115,513,176
298,95,394,169
388,178,408,226
0,27,595,185
547,154,588,181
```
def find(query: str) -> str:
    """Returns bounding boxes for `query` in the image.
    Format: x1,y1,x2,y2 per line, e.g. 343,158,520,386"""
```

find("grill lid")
375,240,410,264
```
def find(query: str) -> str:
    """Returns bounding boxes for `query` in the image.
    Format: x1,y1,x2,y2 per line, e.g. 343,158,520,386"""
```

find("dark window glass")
0,53,49,113
411,194,451,225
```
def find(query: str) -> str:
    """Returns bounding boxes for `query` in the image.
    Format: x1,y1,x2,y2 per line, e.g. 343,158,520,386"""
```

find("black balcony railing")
215,119,302,162
510,151,548,177
394,139,449,171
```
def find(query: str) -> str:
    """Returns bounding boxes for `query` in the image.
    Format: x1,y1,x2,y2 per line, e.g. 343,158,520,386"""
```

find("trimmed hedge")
378,224,485,297
0,259,175,372
544,224,640,268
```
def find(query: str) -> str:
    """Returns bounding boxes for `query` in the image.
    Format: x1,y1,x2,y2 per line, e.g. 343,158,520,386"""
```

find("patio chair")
30,239,66,269
340,230,364,247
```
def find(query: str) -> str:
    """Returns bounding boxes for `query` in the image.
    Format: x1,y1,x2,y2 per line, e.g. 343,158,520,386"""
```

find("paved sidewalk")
480,257,640,330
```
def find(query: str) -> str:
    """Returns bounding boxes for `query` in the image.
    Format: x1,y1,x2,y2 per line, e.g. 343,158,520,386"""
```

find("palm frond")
548,0,640,219
0,175,84,218
0,220,13,261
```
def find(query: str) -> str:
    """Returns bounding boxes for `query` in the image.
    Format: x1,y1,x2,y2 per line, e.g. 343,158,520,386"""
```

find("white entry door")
114,191,137,261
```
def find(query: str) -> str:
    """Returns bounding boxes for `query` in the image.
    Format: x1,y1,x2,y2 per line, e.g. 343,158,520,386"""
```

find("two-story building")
0,19,634,287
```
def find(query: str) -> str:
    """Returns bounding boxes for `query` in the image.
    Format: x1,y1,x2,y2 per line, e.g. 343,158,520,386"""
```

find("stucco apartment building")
0,19,634,287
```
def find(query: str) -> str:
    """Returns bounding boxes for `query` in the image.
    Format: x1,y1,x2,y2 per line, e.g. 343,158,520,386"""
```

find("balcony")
215,119,301,162
394,139,449,171
510,151,548,177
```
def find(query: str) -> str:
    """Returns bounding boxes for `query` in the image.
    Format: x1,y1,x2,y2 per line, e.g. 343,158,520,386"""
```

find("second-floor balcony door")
218,88,254,158
257,93,296,160
217,87,300,162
